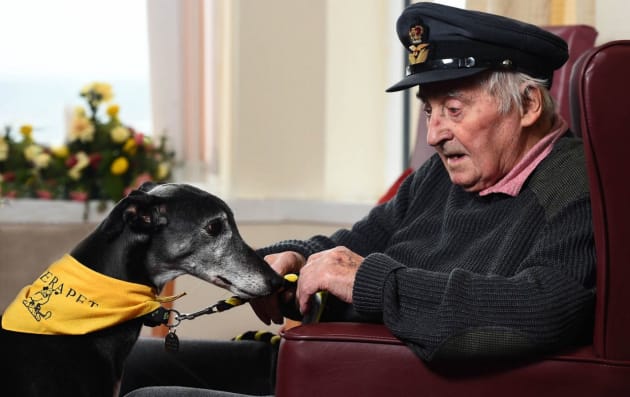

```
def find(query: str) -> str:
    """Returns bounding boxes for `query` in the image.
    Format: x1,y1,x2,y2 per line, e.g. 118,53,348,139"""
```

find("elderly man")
253,2,594,362
123,2,594,396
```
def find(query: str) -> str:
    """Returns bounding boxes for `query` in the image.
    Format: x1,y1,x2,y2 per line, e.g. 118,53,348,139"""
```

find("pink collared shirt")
479,115,569,197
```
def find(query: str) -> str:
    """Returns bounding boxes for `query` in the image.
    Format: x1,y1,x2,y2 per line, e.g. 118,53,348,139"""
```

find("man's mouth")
444,152,466,164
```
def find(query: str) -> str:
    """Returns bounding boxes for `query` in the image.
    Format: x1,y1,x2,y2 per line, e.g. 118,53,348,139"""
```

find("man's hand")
250,251,305,325
296,246,362,315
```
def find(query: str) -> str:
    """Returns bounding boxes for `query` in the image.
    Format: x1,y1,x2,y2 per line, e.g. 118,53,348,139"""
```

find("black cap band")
408,56,516,74
407,56,552,84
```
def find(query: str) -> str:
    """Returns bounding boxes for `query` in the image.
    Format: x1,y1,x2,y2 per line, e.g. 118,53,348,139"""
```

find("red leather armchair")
275,41,630,397
545,25,598,126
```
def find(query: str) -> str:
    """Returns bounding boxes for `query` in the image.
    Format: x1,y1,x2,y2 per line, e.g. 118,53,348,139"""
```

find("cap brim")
385,67,488,92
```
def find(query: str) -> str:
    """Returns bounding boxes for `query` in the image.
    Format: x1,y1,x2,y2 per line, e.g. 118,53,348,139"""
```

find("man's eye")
423,105,432,118
447,107,460,114
446,107,462,117
205,220,223,237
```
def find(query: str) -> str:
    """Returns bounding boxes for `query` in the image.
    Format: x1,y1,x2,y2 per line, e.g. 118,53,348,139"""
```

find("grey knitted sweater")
258,135,595,361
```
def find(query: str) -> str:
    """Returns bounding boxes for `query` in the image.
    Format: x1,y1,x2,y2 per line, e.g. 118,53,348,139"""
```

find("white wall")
595,0,630,44
149,0,629,208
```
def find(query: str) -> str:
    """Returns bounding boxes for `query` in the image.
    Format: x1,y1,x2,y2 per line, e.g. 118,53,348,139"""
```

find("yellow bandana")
2,254,166,335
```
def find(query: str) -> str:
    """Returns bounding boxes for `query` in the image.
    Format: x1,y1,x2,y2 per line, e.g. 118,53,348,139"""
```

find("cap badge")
408,25,429,65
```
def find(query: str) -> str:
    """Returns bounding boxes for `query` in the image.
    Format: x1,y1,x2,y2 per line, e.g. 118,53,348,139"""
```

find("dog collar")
1,254,169,335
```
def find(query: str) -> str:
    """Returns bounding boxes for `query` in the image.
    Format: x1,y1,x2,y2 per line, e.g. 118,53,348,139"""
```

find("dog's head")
98,182,283,298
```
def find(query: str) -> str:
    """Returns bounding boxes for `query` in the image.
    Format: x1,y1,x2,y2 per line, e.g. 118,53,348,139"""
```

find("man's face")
421,78,529,192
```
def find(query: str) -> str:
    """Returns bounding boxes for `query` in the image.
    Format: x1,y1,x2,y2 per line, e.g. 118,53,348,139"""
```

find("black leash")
143,274,303,352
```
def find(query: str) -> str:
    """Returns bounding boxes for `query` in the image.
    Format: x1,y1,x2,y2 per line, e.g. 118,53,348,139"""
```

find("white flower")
69,116,95,143
68,151,90,180
33,153,51,169
24,144,43,161
110,126,131,143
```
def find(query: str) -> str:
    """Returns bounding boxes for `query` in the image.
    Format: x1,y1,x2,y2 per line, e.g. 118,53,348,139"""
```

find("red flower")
2,171,16,182
134,132,144,145
66,155,78,168
123,173,154,197
89,153,103,168
36,190,53,200
69,191,88,202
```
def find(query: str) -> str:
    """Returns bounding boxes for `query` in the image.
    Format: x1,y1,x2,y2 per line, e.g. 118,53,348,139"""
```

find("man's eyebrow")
417,88,466,102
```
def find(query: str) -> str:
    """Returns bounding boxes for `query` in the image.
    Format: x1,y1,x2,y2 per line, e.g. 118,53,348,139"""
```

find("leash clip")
166,309,182,328
174,305,218,321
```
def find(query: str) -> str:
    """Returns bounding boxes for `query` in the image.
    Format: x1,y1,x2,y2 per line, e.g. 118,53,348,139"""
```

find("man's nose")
426,114,449,147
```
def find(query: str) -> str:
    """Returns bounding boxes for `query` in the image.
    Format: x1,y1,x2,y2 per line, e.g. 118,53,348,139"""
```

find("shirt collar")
479,114,569,197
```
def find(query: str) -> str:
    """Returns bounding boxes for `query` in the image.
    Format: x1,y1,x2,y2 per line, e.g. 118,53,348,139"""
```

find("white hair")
417,70,557,123
479,71,556,119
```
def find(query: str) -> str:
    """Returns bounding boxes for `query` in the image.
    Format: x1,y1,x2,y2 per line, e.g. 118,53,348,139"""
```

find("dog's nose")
269,273,285,291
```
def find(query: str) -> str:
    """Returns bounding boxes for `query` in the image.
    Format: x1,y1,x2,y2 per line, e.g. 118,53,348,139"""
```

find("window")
0,0,151,146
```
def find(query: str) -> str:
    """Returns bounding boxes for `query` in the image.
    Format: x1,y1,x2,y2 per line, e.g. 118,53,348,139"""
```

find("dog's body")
0,183,283,396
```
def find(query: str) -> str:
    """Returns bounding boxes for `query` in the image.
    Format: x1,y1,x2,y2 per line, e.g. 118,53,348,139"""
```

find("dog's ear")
122,189,169,233
137,181,158,193
100,187,168,239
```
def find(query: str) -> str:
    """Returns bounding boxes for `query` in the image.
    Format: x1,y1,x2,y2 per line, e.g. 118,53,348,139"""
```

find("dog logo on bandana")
22,285,60,321
408,25,429,65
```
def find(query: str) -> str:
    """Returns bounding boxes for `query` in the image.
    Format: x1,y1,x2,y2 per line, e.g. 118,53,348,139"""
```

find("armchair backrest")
570,40,630,361
544,25,598,127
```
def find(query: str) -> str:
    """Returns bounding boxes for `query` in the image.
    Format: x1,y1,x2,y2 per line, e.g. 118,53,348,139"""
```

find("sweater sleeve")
256,159,426,259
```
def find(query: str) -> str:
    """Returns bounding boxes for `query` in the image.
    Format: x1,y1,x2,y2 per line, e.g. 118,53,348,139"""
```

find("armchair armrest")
276,322,422,397
275,322,630,397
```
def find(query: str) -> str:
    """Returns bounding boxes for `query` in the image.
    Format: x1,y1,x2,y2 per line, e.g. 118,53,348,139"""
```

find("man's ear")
520,85,543,128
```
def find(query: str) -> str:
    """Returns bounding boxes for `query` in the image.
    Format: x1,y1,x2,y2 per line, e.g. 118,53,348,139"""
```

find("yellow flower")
156,162,170,180
24,144,43,161
110,156,129,175
123,137,137,155
110,126,130,144
0,138,8,161
20,124,34,140
106,104,120,118
69,116,95,143
51,145,70,158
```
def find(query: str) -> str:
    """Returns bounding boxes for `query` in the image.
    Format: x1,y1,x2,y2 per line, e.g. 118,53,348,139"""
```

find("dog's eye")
205,220,223,237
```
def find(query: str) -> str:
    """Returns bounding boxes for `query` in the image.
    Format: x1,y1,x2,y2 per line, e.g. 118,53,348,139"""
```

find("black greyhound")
0,182,283,396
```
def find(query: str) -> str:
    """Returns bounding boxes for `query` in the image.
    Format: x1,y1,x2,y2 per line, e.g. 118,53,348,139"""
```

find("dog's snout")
269,273,284,291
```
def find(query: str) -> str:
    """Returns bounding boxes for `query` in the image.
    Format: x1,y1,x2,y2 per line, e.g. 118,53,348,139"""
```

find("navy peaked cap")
386,2,569,92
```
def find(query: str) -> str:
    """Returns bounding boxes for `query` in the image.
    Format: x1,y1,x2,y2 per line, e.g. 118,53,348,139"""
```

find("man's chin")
448,174,482,192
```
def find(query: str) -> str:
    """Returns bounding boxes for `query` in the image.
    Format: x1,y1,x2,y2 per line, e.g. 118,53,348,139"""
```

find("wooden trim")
151,280,176,337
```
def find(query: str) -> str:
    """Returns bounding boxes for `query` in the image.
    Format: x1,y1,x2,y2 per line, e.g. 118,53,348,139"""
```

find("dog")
0,182,284,396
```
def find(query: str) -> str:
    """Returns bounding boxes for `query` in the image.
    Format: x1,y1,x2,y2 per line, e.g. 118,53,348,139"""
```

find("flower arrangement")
0,82,175,205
